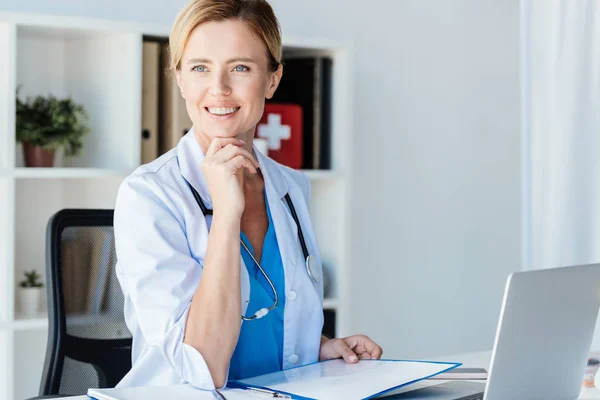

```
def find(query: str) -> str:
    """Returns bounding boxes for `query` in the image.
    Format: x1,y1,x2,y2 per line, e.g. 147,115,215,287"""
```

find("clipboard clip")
244,387,292,398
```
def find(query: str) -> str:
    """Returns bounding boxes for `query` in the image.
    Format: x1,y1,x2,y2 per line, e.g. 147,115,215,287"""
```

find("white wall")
0,0,522,359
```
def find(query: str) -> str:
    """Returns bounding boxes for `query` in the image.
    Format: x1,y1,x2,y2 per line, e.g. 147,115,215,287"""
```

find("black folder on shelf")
270,56,333,169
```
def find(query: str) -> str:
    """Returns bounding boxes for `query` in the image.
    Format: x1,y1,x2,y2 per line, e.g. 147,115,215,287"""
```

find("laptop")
381,263,600,400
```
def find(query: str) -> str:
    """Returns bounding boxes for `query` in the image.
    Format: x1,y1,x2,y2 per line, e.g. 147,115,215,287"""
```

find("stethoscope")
185,178,320,321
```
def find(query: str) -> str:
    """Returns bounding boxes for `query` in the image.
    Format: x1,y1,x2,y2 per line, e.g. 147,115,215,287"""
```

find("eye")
192,65,208,73
233,65,249,72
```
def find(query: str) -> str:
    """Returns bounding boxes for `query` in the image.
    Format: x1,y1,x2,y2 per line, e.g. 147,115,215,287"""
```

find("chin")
209,129,239,139
208,122,256,139
197,121,235,137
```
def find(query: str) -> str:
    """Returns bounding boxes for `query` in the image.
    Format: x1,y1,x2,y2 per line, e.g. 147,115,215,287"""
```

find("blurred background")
0,0,599,399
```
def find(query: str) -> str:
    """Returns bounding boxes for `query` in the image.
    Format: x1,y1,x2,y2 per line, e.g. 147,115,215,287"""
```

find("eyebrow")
186,57,258,65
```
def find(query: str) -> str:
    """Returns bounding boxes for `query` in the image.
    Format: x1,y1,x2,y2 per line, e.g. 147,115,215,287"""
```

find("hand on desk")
319,334,383,363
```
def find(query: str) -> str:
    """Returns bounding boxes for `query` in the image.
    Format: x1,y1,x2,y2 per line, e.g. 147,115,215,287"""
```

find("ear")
265,64,283,100
175,69,185,99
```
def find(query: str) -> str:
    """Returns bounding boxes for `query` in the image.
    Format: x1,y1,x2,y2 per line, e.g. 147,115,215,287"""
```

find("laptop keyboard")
377,382,485,399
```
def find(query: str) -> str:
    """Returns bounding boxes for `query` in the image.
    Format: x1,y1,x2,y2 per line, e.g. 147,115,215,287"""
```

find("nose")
209,70,232,97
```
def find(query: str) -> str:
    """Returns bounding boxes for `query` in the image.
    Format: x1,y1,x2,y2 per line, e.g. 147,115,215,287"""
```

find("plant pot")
23,142,55,167
17,287,43,317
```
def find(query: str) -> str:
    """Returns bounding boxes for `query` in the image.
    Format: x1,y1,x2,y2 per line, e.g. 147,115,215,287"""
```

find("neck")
242,160,262,188
194,126,255,155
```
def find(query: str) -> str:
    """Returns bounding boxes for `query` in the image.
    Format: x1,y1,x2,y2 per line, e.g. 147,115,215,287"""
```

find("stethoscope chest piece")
306,255,321,283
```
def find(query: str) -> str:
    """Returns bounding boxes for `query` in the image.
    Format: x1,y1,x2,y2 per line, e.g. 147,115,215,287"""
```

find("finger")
227,155,258,175
206,137,225,157
206,137,244,157
360,337,383,360
335,340,358,363
370,344,383,359
228,155,257,174
214,143,254,161
345,335,382,360
213,144,259,168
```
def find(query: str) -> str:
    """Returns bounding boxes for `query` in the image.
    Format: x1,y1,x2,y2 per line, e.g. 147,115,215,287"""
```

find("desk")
50,351,600,400
387,351,600,399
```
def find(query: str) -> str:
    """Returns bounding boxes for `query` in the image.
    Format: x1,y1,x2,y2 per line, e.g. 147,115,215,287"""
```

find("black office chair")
34,209,132,398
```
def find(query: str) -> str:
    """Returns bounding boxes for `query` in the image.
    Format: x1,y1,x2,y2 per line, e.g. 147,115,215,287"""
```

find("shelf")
15,24,142,170
6,312,129,335
0,314,47,331
323,298,338,310
11,167,132,179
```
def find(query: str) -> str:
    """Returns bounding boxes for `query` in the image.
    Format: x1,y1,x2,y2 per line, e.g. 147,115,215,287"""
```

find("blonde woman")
114,0,382,390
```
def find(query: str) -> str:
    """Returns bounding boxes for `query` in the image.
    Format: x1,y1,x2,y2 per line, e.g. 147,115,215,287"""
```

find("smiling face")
175,18,282,151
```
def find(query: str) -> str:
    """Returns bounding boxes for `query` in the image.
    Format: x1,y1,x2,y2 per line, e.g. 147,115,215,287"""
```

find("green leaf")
19,269,44,288
16,90,90,158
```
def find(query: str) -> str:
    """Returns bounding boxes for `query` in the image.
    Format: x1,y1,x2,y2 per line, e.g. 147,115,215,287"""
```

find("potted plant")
18,270,45,317
16,91,89,167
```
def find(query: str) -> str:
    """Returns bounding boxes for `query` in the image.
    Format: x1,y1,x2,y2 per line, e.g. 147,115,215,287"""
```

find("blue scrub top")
228,193,286,381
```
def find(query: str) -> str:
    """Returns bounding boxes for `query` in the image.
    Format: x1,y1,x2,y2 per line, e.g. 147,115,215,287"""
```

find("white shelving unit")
0,11,353,400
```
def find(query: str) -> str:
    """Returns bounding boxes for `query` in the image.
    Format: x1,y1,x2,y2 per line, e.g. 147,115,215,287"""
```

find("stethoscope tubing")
185,179,310,260
184,178,313,320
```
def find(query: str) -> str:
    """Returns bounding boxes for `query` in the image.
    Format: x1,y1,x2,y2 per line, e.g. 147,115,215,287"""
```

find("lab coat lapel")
255,147,300,292
177,128,213,209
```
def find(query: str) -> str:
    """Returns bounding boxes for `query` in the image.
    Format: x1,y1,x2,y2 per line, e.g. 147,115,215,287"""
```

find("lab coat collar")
178,129,212,208
253,144,289,200
177,129,289,206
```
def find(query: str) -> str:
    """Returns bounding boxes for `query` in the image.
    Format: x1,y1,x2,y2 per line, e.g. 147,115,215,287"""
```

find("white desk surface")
51,350,600,399
398,350,600,399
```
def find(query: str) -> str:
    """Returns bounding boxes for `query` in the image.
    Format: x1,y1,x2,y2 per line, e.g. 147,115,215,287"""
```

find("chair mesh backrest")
41,210,132,396
60,226,127,339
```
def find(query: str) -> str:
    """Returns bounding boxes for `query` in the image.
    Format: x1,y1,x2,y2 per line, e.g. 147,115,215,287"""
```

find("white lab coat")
113,129,324,390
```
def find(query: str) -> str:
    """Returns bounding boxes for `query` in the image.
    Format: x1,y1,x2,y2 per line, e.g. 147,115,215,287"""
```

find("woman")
114,0,382,390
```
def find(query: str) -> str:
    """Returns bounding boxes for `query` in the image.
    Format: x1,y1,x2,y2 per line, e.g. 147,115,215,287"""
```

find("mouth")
205,106,241,117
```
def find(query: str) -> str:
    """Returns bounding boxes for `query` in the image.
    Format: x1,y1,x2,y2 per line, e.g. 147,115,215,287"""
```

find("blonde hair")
169,0,282,73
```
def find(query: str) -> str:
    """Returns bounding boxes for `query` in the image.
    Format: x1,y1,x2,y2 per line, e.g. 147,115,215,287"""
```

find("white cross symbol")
257,113,291,151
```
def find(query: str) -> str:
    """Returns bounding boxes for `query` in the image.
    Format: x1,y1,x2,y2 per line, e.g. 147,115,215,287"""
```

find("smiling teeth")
208,107,239,115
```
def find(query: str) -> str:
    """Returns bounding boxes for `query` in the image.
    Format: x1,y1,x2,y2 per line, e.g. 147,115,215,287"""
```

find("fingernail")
350,355,358,362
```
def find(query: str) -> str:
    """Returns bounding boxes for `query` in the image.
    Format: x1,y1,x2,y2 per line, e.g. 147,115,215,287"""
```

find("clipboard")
87,359,461,400
227,358,461,399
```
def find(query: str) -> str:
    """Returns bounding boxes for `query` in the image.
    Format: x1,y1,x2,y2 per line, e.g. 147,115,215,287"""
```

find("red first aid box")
257,103,303,169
